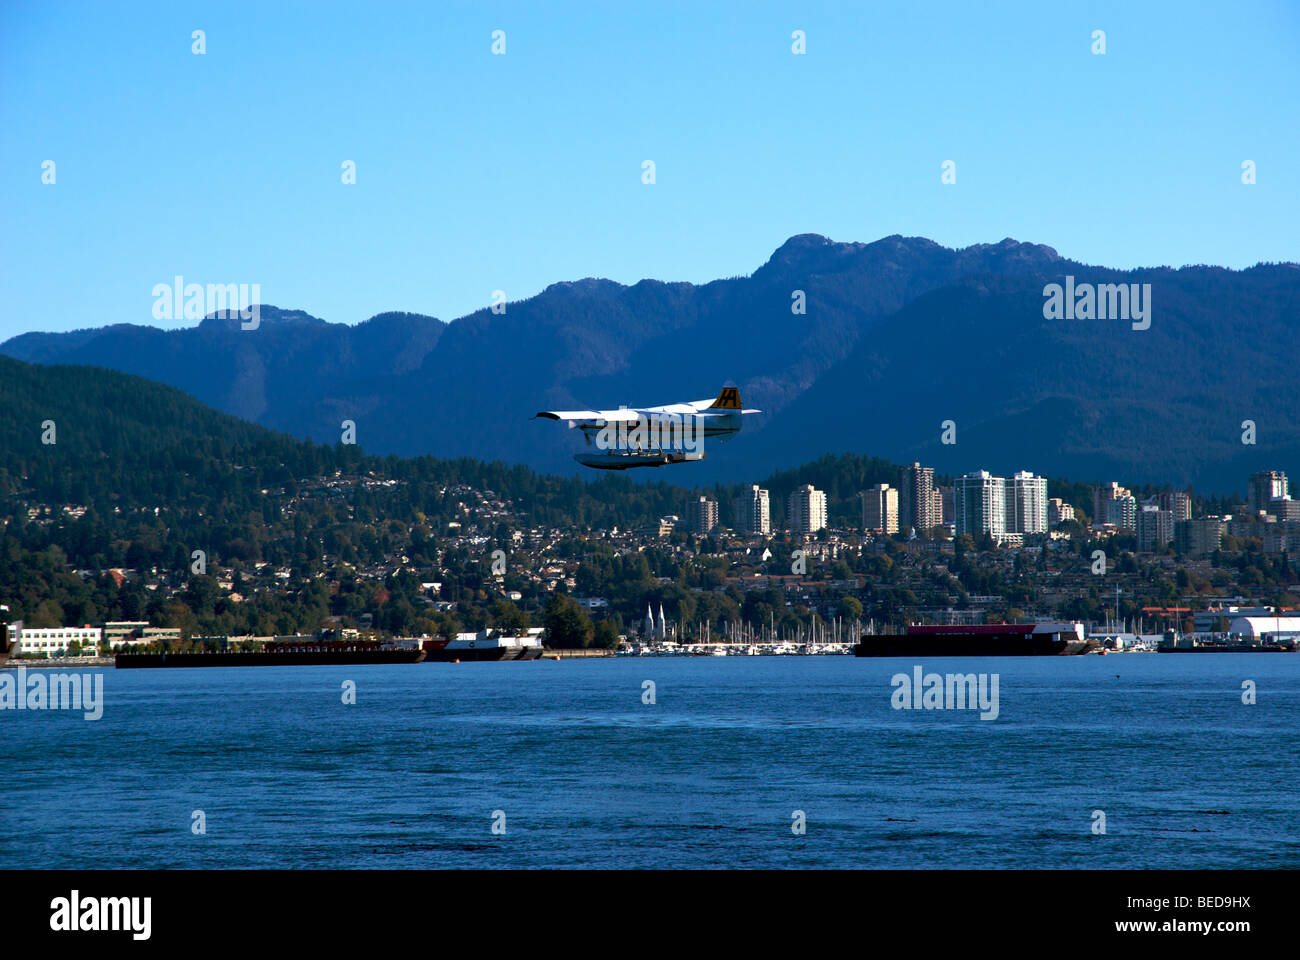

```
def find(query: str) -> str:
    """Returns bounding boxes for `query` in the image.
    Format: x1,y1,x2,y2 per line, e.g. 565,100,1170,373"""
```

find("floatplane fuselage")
533,384,760,470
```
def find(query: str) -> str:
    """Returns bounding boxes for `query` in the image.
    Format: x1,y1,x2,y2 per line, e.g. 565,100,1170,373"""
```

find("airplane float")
534,384,760,470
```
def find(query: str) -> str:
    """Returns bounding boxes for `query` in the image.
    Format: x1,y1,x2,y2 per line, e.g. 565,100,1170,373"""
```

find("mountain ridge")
4,234,1297,492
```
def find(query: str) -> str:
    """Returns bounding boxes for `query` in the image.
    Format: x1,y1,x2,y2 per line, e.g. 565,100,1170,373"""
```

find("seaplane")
534,384,760,470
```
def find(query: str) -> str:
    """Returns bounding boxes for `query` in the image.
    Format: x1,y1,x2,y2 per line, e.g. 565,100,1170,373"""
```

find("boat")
421,628,545,662
0,622,13,665
853,622,1091,657
116,638,426,668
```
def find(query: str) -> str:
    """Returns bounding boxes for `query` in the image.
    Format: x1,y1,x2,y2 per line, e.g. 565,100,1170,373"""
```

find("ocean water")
2,655,1297,869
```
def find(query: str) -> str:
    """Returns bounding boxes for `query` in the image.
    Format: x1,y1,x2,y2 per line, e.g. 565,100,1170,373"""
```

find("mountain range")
5,234,1298,493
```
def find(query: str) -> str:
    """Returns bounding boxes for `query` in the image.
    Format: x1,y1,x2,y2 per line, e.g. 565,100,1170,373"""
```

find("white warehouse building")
1228,615,1300,642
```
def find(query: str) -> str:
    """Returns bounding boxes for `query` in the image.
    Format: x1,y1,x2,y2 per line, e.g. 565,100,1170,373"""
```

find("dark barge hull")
116,650,425,668
854,623,1089,657
854,636,1073,657
424,647,544,662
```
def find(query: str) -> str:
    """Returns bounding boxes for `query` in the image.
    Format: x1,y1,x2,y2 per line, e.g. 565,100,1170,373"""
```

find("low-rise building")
100,621,181,648
16,626,103,657
1048,498,1076,525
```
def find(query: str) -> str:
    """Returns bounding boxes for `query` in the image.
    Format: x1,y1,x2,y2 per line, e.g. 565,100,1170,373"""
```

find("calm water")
2,655,1297,869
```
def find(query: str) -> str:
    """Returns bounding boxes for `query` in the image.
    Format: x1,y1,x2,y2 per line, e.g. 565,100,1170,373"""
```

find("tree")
592,619,620,649
31,598,64,629
544,594,594,649
837,596,863,621
438,614,461,641
491,598,528,634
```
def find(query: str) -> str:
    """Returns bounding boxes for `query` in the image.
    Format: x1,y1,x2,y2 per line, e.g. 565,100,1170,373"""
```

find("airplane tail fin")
707,384,743,410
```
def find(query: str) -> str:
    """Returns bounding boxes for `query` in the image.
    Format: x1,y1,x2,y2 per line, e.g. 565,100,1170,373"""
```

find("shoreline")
4,658,114,668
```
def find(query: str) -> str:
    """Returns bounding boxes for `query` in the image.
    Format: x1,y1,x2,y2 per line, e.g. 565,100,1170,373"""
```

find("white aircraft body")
534,385,760,469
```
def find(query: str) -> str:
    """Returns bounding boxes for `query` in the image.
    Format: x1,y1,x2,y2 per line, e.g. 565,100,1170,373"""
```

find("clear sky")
2,0,1297,340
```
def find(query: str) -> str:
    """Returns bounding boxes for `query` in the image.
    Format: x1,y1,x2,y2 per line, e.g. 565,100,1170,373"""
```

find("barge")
854,622,1091,657
115,638,425,668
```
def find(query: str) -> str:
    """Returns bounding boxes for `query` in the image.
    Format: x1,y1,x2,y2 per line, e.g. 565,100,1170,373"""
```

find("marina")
620,640,853,657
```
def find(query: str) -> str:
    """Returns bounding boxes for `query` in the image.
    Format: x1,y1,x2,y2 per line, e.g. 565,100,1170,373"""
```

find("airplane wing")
533,408,643,423
536,386,759,423
640,401,708,416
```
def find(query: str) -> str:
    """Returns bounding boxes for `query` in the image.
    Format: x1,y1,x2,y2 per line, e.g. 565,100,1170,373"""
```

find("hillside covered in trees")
2,355,1284,645
0,356,909,640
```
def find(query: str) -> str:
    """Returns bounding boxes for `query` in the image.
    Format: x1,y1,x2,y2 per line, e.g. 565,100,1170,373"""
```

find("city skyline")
708,464,1296,544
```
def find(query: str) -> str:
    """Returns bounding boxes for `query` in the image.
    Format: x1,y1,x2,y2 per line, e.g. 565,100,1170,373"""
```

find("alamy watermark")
890,665,999,720
50,890,150,940
594,411,704,456
152,276,261,329
1043,276,1150,330
1,666,104,720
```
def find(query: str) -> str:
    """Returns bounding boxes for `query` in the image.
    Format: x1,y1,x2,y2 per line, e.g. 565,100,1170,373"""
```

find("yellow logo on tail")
708,386,742,410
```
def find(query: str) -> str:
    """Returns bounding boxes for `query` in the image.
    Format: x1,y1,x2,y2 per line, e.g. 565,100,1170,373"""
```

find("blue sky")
2,0,1297,340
